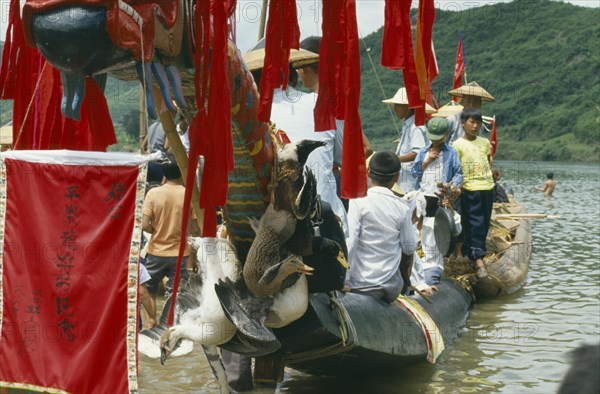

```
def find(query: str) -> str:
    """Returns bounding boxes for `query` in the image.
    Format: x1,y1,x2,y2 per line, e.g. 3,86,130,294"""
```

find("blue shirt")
412,142,463,190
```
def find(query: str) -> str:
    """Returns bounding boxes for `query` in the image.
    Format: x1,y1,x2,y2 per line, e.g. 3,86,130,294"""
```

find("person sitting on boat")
445,81,495,144
451,108,495,279
345,150,417,303
412,118,463,285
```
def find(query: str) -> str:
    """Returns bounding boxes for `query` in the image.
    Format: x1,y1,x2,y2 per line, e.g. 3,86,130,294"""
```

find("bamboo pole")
495,213,561,220
153,86,205,232
139,89,148,152
258,0,268,41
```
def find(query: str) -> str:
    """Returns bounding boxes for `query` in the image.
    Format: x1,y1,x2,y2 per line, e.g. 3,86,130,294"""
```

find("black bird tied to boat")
434,207,460,256
304,200,349,293
214,278,281,356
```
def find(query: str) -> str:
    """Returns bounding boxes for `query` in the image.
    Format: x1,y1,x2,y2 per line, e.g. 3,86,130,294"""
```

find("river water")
138,161,600,393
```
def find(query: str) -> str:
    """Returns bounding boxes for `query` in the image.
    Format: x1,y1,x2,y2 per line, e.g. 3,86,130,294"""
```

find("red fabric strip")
490,120,498,157
0,0,20,99
314,0,344,131
340,0,367,199
257,0,300,122
381,0,404,70
169,0,237,326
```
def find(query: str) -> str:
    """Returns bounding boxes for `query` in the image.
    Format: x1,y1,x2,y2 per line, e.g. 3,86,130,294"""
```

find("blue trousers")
460,189,494,261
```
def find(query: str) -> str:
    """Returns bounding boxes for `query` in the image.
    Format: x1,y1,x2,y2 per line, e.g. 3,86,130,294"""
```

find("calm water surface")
138,161,600,393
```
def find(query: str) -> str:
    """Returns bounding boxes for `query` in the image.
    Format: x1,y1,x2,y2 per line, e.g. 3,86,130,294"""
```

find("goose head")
255,255,314,297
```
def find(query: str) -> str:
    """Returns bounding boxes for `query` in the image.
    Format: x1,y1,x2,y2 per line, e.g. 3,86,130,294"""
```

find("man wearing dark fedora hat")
345,151,417,303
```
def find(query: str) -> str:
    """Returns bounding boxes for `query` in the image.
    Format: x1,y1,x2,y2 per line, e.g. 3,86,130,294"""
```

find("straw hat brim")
425,103,437,114
431,102,464,118
243,48,319,72
447,85,495,102
381,100,437,114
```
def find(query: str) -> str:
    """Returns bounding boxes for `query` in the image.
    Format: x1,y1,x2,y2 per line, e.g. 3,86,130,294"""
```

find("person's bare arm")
421,150,440,170
142,214,154,234
399,152,417,163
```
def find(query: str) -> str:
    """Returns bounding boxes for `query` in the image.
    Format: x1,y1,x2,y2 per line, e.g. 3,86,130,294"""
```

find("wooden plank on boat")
495,213,561,220
493,218,520,233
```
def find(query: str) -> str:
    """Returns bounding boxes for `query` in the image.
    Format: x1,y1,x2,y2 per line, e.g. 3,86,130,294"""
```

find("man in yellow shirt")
452,108,494,278
142,156,199,302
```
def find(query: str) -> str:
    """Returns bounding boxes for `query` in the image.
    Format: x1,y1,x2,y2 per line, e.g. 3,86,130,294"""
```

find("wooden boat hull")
475,202,532,298
269,280,472,376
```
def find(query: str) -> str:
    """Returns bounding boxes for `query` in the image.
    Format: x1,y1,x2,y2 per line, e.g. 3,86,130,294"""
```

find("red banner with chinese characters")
0,152,144,393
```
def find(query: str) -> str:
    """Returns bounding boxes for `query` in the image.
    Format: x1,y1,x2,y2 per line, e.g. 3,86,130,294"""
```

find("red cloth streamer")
257,0,300,122
168,0,236,326
314,1,345,132
317,0,366,197
382,1,422,107
0,158,140,393
453,33,465,102
340,0,367,199
413,0,437,126
381,0,405,70
490,119,498,158
415,0,437,100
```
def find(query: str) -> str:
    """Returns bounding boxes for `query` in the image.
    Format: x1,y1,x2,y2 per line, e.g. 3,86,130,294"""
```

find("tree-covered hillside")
360,0,599,161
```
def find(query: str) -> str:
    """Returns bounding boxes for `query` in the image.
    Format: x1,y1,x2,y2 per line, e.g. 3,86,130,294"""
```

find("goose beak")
160,347,169,365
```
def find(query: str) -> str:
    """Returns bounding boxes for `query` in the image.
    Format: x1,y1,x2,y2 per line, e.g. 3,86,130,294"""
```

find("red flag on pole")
490,118,498,157
453,33,465,102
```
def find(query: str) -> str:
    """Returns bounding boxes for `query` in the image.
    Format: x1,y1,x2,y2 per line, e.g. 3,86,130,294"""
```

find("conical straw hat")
243,39,319,72
431,101,464,118
447,81,495,102
382,87,437,114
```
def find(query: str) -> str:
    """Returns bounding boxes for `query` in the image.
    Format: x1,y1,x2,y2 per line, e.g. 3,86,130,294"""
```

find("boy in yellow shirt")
452,108,494,278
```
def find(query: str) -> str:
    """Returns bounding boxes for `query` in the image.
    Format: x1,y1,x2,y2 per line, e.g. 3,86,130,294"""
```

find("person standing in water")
537,172,556,197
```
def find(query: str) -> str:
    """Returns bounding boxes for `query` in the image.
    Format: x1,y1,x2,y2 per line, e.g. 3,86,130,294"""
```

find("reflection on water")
139,161,600,393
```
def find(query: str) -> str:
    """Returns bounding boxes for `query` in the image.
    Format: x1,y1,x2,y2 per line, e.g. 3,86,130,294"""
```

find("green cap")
426,118,448,141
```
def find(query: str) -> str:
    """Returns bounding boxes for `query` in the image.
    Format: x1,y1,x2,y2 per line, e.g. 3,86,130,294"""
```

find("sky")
1,0,598,51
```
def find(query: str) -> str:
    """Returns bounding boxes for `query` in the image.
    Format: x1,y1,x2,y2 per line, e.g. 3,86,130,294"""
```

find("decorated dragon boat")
0,0,533,392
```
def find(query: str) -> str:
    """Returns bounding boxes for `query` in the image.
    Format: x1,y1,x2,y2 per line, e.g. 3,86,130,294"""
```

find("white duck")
156,237,240,360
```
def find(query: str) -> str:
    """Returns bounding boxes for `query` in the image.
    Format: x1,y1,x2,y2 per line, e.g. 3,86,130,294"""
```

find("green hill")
1,0,599,160
359,0,600,162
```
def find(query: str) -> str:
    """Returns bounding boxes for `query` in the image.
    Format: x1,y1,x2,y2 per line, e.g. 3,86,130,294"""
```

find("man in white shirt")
382,87,429,193
346,151,417,303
